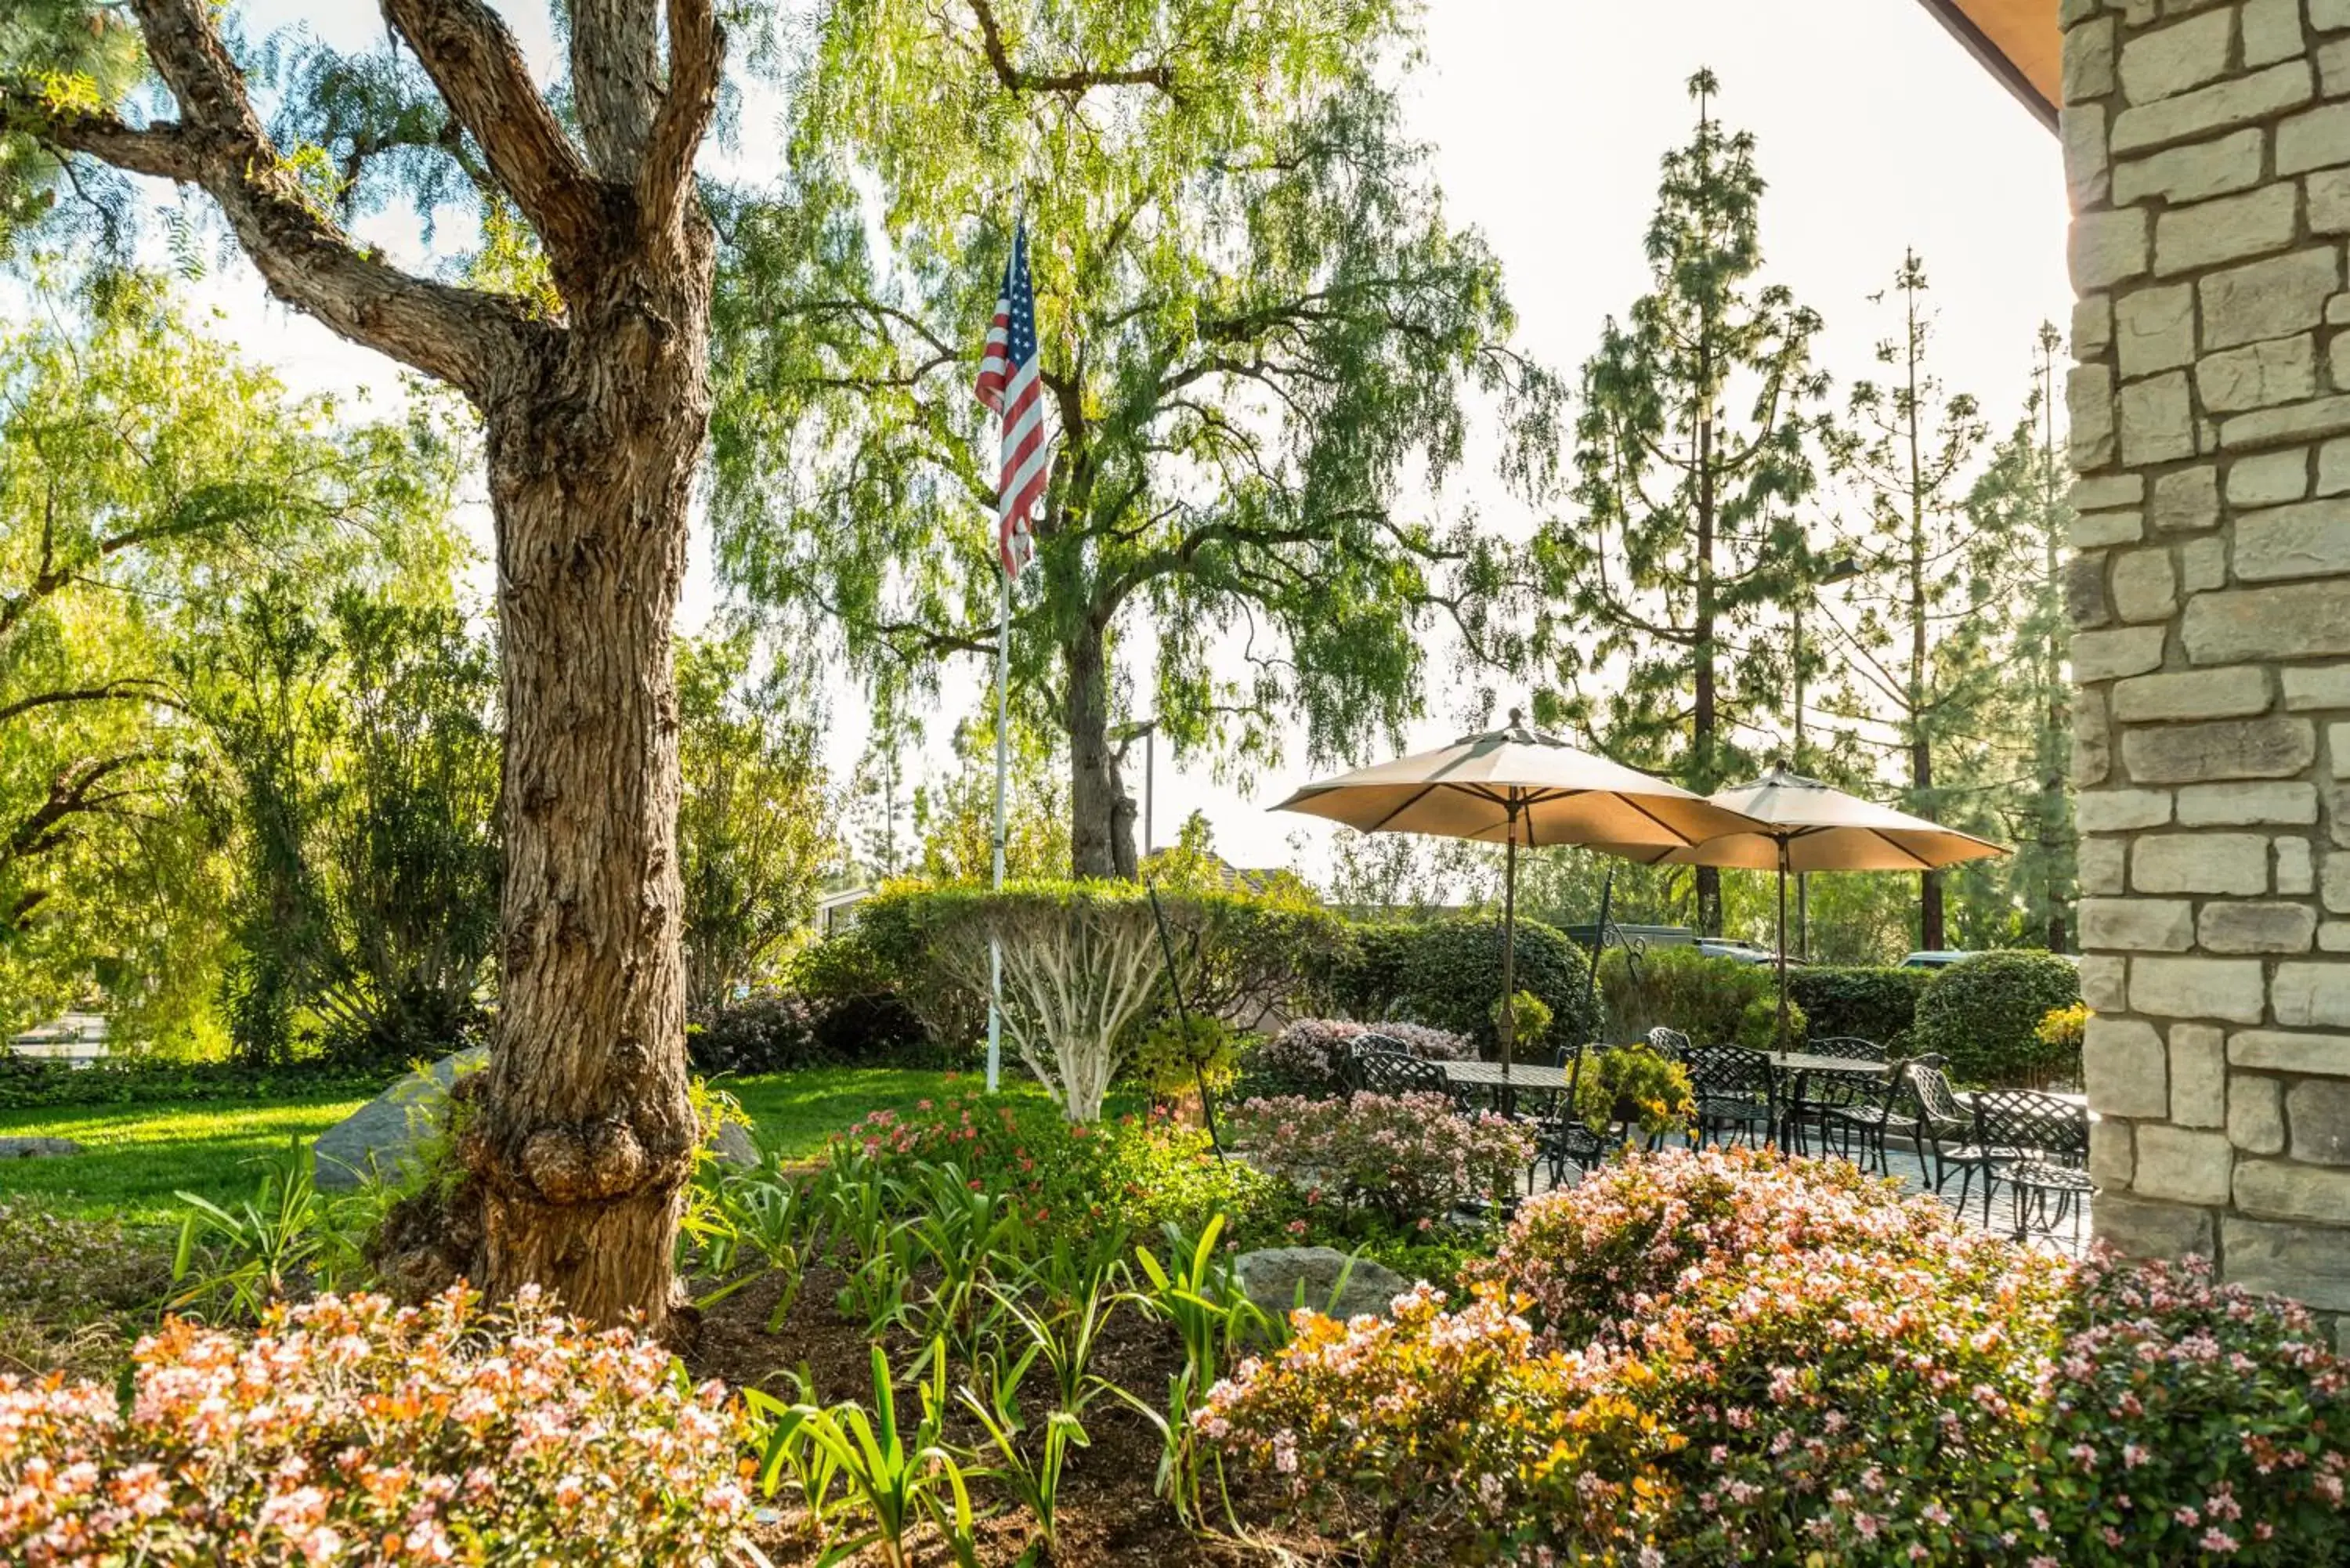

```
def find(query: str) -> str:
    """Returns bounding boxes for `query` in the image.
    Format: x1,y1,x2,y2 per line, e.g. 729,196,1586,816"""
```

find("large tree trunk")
465,267,711,1331
1065,623,1135,879
1693,405,1723,940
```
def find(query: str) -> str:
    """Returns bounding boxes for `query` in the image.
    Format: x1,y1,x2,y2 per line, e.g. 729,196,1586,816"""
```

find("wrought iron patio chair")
1680,1043,1776,1150
1647,1026,1691,1060
1908,1059,1998,1213
1817,1057,1925,1176
1353,1046,1469,1110
1790,1036,1891,1158
1972,1088,2093,1244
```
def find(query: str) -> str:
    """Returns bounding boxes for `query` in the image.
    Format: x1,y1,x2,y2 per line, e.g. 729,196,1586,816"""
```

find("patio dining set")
1336,1030,2095,1248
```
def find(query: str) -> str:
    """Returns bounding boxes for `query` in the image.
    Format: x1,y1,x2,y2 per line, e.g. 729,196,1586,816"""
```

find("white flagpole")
987,556,1010,1093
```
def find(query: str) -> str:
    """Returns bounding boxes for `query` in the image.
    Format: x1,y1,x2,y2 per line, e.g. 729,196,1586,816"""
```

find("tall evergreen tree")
708,0,1555,879
1535,70,1825,936
1969,326,2077,952
1823,251,1996,952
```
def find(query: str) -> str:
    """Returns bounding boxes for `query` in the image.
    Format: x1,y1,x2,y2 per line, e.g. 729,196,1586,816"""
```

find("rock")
1235,1246,1412,1324
314,1047,765,1190
0,1136,80,1158
313,1048,487,1190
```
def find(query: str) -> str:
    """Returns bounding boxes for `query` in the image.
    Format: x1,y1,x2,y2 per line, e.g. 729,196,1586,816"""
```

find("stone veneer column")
2065,0,2350,1324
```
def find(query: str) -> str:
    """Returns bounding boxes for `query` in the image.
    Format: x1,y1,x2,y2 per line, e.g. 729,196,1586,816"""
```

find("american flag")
974,222,1049,577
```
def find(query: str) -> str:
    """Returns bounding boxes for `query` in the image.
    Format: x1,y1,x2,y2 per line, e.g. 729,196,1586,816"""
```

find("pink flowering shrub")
1206,1147,2350,1566
1224,1090,1532,1223
2014,1253,2350,1564
1479,1143,1961,1346
1247,1017,1469,1095
0,1286,750,1566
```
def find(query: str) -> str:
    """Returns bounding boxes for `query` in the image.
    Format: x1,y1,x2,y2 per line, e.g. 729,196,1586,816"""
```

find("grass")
0,1064,1069,1228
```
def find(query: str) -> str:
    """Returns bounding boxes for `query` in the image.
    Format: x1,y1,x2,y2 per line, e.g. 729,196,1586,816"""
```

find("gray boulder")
1235,1246,1412,1324
0,1136,81,1158
313,1048,765,1190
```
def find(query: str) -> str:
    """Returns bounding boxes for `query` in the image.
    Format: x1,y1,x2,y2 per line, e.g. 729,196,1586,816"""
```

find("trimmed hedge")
1594,945,1775,1046
1911,950,2082,1086
0,1055,400,1112
1785,965,1932,1047
1336,916,1600,1057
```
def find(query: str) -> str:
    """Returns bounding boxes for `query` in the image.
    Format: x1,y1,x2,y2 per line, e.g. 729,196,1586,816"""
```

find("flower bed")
0,1286,750,1566
1244,1017,1469,1096
1203,1146,2350,1566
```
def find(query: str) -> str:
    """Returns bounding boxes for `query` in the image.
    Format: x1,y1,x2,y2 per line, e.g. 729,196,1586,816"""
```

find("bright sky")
180,0,2070,878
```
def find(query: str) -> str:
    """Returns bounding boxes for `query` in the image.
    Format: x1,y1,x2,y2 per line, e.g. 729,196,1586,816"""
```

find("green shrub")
1336,916,1599,1055
1732,993,1806,1049
1911,950,2082,1086
0,1055,399,1113
1784,964,1930,1046
1595,945,1774,1045
685,991,825,1075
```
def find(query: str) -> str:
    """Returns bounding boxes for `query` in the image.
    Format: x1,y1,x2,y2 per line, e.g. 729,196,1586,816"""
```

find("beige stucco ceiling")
1914,0,2060,128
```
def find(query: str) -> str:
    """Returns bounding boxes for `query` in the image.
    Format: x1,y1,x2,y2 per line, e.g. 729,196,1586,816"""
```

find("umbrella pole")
1776,840,1791,1050
1566,865,1611,1109
1500,801,1520,1081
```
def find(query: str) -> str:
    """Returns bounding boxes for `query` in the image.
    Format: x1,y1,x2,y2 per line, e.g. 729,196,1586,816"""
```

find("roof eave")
1914,0,2061,132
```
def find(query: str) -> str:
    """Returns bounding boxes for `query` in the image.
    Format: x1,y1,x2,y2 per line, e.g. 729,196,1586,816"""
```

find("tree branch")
378,0,607,278
637,0,723,240
968,0,1175,95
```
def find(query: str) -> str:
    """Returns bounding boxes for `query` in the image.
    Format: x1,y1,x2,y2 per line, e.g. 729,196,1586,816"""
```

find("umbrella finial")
1507,706,1524,728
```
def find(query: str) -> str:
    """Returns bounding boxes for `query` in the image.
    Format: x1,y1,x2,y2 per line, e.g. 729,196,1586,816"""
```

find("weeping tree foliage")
5,0,739,1325
1820,251,1999,953
1533,70,1828,938
709,0,1556,878
0,275,457,1043
675,624,832,1022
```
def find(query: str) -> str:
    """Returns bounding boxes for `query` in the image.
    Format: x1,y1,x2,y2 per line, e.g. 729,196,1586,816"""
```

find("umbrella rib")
1866,827,1940,870
1618,793,1699,847
1363,781,1446,834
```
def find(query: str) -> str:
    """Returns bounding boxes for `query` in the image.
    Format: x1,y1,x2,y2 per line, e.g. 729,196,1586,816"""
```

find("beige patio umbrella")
1270,710,1763,1075
1589,767,2009,1043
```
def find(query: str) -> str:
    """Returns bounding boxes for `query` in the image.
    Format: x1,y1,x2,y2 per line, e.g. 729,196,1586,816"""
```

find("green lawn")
0,1065,1057,1227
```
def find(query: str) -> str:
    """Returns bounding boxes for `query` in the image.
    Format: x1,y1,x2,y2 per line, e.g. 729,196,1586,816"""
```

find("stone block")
2079,840,2124,901
2073,208,2150,291
2133,832,2276,893
2178,782,2319,822
2232,1028,2350,1072
2135,1124,2235,1205
2076,788,2174,832
2323,435,2350,491
2110,548,2179,620
2081,952,2129,1010
2331,851,2350,909
2236,1158,2350,1222
2200,900,2319,951
2066,104,2113,207
2285,100,2350,173
2184,582,2350,660
2120,717,2316,782
2236,497,2350,580
2152,464,2222,531
2073,625,2168,680
2075,294,2115,361
2117,128,2265,204
2169,1023,2229,1126
2225,1213,2350,1308
2073,509,2144,549
2115,284,2197,379
2069,554,2112,627
2282,836,2318,892
2200,334,2319,410
2157,186,2299,276
2222,392,2350,446
2073,473,2144,511
2323,0,2350,29
2070,364,2118,471
2228,447,2312,505
2287,665,2350,708
2121,7,2236,103
2119,371,2199,463
2084,1017,2171,1115
2079,896,2195,950
2313,168,2350,235
2096,1192,2217,1259
2089,1119,2135,1187
2181,535,2228,591
2246,0,2311,65
2200,248,2342,351
2328,34,2350,92
2326,919,2350,948
2066,13,2120,99
2112,667,2272,721
2112,61,2313,155
2276,961,2350,1025
2076,689,2112,785
2290,1078,2350,1162
2232,1075,2290,1153
2131,955,2271,1021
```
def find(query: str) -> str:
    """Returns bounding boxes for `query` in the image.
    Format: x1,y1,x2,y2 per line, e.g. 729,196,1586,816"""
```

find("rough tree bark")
1065,621,1137,879
25,0,724,1328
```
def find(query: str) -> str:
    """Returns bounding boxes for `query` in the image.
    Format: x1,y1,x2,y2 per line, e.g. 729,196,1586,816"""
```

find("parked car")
1699,938,1783,964
1901,950,1975,969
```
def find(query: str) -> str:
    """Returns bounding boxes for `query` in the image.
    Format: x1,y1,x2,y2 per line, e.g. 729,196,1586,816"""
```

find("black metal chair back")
1906,1060,1972,1137
1647,1026,1691,1060
1681,1042,1771,1101
1808,1035,1886,1064
1354,1046,1455,1102
1971,1088,2089,1165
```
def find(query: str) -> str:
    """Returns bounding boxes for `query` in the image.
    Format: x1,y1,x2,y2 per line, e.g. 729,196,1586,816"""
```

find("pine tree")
1823,251,1998,952
1536,70,1827,937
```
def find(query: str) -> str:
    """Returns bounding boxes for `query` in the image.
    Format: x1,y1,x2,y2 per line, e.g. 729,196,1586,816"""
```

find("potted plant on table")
1572,1042,1695,1139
